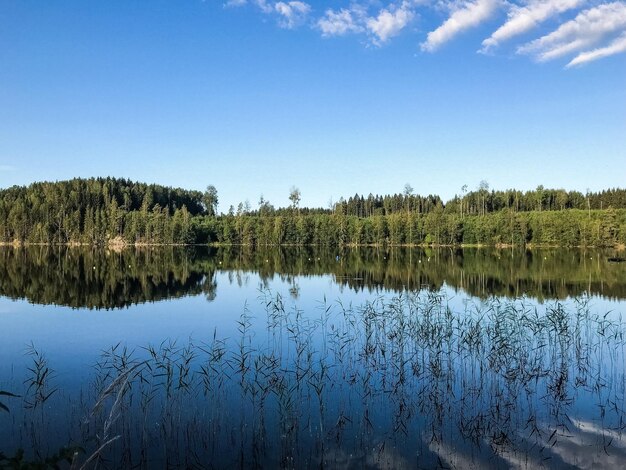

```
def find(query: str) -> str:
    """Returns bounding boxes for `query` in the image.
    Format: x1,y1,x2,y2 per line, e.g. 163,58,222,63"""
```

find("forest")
0,177,625,247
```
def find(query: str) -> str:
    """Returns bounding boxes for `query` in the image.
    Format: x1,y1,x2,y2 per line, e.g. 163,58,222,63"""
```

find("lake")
1,246,626,469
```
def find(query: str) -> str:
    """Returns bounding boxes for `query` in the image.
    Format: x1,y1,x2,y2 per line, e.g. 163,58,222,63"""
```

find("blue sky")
1,0,624,212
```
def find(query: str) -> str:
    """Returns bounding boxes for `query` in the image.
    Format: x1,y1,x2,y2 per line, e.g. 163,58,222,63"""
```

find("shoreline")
1,241,623,250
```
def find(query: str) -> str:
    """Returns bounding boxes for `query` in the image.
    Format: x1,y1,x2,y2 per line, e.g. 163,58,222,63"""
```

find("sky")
0,0,625,212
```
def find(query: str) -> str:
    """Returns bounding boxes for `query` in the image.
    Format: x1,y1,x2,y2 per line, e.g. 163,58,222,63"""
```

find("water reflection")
0,246,217,308
1,293,624,468
1,246,625,308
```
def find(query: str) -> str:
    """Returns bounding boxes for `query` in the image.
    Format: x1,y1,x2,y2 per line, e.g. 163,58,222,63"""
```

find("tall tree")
461,184,468,219
203,185,219,217
289,186,301,213
403,183,413,214
258,195,274,216
479,180,489,216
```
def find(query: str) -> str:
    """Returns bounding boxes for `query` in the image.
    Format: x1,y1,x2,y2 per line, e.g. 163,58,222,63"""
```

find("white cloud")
223,0,625,69
566,31,626,66
224,0,248,7
518,2,626,61
255,0,274,14
226,0,310,28
366,1,417,45
0,165,16,172
421,0,500,52
226,0,274,13
317,7,365,37
481,0,585,52
316,2,416,43
275,1,311,29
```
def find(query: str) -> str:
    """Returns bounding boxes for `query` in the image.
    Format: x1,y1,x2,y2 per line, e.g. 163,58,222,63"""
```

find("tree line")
0,177,203,244
1,178,625,247
334,183,626,217
198,209,625,247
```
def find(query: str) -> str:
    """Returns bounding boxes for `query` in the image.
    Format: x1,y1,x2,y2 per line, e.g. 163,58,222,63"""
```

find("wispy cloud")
256,0,274,14
224,0,248,7
224,0,625,68
275,1,311,29
225,0,272,12
225,0,311,28
518,2,626,61
421,0,500,52
0,165,16,172
366,1,417,45
316,1,416,45
566,31,626,66
481,0,585,52
317,6,366,37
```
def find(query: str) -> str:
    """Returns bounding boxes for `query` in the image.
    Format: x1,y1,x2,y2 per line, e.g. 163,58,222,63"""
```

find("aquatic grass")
2,291,626,468
0,390,20,413
23,343,58,410
76,369,135,470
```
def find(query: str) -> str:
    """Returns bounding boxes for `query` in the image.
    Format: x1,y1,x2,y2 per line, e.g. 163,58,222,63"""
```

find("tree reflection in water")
1,245,625,308
1,292,625,468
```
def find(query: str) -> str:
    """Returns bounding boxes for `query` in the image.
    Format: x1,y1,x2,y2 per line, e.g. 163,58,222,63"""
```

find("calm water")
1,246,626,469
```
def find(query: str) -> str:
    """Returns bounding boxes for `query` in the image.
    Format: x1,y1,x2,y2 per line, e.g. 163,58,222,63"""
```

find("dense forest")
1,177,625,247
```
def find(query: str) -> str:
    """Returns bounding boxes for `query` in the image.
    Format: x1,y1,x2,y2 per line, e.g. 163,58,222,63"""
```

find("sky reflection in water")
1,246,625,468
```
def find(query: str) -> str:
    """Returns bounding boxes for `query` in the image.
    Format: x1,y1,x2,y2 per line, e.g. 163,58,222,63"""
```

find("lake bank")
2,179,625,248
1,240,625,250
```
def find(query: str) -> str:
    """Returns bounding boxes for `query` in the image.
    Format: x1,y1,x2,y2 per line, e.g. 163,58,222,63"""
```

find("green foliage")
206,209,625,248
1,179,625,248
0,177,204,245
202,185,219,217
335,187,626,217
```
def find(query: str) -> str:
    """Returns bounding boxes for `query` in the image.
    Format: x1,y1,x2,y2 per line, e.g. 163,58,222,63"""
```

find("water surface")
1,246,625,468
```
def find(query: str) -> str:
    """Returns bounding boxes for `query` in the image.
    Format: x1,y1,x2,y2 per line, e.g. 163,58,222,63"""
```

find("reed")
1,291,626,468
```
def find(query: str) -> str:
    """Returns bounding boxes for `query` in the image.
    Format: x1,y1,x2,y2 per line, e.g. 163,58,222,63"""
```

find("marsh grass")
0,390,19,414
2,291,626,468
